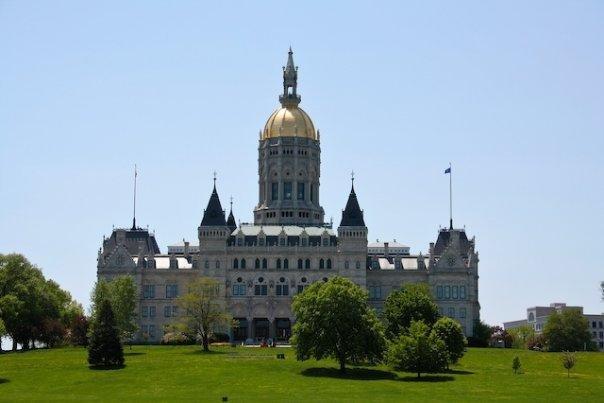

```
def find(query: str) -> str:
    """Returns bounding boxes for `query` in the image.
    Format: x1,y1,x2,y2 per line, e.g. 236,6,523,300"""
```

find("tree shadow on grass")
301,367,397,381
398,375,454,382
89,364,126,371
447,369,474,375
186,349,228,355
123,352,145,356
0,378,9,385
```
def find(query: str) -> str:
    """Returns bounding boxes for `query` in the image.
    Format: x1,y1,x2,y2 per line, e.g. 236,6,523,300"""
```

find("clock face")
447,256,457,267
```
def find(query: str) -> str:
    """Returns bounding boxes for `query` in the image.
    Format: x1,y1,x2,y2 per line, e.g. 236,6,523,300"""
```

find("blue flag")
444,167,451,174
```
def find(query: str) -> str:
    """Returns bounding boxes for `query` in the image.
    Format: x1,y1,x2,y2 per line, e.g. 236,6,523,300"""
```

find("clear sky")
1,1,603,325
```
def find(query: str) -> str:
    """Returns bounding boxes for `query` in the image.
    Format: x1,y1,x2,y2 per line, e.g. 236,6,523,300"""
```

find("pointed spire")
340,175,365,227
132,164,138,230
200,177,227,227
280,47,301,107
227,196,237,233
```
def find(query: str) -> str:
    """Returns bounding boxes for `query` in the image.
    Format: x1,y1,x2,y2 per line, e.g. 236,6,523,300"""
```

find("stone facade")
96,50,481,343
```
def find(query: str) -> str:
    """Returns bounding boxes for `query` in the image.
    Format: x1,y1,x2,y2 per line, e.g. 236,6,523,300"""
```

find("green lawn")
0,346,602,402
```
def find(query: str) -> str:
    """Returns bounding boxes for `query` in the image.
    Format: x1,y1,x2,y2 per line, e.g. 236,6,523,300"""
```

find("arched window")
262,258,267,269
298,259,303,269
356,261,361,269
215,260,220,269
327,259,332,269
233,258,239,269
255,258,260,269
305,259,311,269
344,260,349,269
204,260,210,269
241,258,246,269
284,258,289,269
319,259,325,269
276,258,282,269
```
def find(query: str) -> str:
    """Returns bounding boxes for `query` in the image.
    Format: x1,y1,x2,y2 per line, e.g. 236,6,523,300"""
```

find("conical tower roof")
340,182,365,227
201,184,226,226
226,198,237,233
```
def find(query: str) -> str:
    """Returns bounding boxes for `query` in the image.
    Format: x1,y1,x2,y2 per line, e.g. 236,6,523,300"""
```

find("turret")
198,178,230,252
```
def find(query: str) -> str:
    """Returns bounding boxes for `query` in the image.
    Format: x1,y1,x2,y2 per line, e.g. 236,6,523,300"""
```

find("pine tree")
87,299,124,368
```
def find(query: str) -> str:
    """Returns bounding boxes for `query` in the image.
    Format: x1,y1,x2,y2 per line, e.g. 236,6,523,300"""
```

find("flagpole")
132,164,137,229
449,162,453,230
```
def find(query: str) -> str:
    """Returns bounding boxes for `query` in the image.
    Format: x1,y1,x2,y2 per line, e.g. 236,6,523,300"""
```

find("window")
166,284,178,299
262,258,267,269
258,237,265,246
301,237,307,247
460,286,466,299
448,307,455,318
593,321,597,329
237,237,243,246
283,182,292,200
279,237,285,246
283,259,289,269
344,260,349,269
305,259,310,269
143,284,155,299
276,284,289,296
149,306,156,318
254,284,268,296
271,182,279,201
322,238,328,246
452,286,459,299
241,258,246,269
297,182,305,200
142,306,149,317
310,184,314,203
327,259,332,269
319,259,325,269
172,306,178,317
356,261,361,270
459,308,466,318
297,285,307,294
369,286,382,300
233,258,239,269
232,284,246,296
255,259,260,269
276,258,282,269
215,260,220,269
437,286,443,299
444,286,451,299
164,306,172,317
298,259,303,269
204,260,209,269
148,325,155,338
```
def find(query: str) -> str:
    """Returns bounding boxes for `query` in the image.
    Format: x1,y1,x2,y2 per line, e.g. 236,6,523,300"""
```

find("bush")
561,351,577,378
387,320,448,378
512,356,521,374
161,332,195,345
87,299,124,368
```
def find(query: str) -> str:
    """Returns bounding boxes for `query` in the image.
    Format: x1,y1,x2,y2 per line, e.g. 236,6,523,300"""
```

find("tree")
561,351,577,378
291,276,386,373
387,320,448,378
0,317,5,351
68,314,89,346
175,277,231,352
87,299,124,368
468,319,492,347
512,356,521,374
431,317,466,367
490,326,513,348
92,277,137,343
508,325,535,349
382,283,439,339
543,309,594,352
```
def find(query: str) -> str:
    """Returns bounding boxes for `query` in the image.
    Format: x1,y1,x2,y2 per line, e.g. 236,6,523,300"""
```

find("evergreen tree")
87,299,124,368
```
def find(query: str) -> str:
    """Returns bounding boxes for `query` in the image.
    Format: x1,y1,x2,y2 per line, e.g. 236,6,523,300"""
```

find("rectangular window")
148,325,155,338
276,284,289,296
448,307,455,318
166,284,178,299
141,325,148,335
142,306,149,317
143,284,155,299
444,286,451,299
233,284,246,296
271,182,279,201
283,182,292,200
452,286,459,299
172,306,178,317
459,308,466,318
310,184,314,203
436,286,443,299
460,286,466,299
297,182,305,200
149,306,156,318
164,306,171,317
254,285,268,296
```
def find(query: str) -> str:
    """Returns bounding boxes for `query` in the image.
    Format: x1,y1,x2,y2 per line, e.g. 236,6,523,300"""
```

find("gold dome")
262,106,316,140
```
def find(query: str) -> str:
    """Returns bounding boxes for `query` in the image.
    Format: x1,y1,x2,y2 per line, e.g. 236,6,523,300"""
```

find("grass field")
0,345,603,402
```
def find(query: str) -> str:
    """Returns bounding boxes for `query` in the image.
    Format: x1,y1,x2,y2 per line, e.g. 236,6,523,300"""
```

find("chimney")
384,242,389,258
429,242,435,256
184,239,190,257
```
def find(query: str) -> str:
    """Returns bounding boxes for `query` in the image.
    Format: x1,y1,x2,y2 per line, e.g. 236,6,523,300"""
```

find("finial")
351,170,355,183
230,196,233,210
289,46,293,53
213,171,217,187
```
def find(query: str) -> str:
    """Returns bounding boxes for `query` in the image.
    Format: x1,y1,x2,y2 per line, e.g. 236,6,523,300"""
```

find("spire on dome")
280,47,301,107
339,176,365,227
200,179,226,227
226,196,237,233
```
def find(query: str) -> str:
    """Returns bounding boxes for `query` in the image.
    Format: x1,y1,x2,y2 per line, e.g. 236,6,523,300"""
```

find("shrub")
561,351,577,378
161,332,195,345
512,356,521,374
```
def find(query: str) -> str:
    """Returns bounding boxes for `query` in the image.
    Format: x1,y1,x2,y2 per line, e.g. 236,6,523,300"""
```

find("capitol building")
97,49,481,343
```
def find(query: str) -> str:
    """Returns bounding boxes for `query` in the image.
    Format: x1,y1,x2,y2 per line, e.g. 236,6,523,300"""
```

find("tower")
253,48,325,226
198,179,230,253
